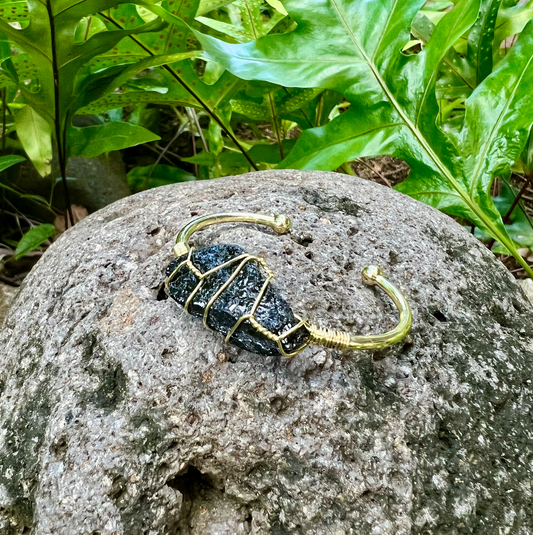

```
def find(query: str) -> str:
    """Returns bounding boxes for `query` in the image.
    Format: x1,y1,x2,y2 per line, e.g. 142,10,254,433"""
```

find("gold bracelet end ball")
362,265,384,286
273,214,291,234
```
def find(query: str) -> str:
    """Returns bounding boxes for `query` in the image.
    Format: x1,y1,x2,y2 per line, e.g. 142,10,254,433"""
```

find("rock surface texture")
1,170,532,535
0,283,17,326
519,278,533,305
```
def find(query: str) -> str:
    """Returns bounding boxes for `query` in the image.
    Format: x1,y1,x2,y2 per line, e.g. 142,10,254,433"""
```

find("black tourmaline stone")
165,244,309,357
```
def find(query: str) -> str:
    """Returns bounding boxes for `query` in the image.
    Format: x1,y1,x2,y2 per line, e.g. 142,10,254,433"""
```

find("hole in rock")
347,226,358,236
167,466,222,524
432,310,447,322
270,396,287,414
156,284,168,301
512,298,524,314
299,236,313,247
400,340,412,354
293,235,314,247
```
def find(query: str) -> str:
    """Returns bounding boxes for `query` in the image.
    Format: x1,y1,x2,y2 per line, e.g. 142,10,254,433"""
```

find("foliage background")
1,0,533,281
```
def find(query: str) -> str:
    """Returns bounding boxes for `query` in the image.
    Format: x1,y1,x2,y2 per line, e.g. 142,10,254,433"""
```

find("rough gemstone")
165,244,309,356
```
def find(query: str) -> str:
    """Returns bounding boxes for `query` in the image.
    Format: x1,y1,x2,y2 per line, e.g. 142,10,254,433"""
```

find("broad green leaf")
0,29,10,64
182,152,217,166
96,1,261,170
458,24,533,224
0,0,29,24
265,0,288,16
218,139,297,166
412,13,476,100
494,0,533,53
0,0,161,129
14,223,55,260
199,0,285,43
67,122,160,158
122,78,168,94
0,53,36,91
416,0,504,122
191,0,533,276
231,87,322,120
0,154,25,173
467,0,503,84
182,142,293,175
77,68,239,115
74,15,108,42
89,3,242,116
197,16,253,42
424,1,454,11
517,130,533,175
19,193,50,206
231,97,270,120
70,51,199,114
0,30,19,100
0,0,188,174
13,105,53,177
208,119,224,155
197,0,235,16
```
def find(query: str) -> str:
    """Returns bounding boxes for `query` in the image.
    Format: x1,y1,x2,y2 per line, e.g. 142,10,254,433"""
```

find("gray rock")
0,283,18,327
1,170,532,535
63,154,131,212
519,278,533,305
8,153,130,214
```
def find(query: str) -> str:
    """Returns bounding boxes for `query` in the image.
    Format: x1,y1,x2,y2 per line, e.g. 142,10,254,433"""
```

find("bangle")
164,213,412,358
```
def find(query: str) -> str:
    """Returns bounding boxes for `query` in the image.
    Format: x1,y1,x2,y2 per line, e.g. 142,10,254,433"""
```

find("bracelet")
164,213,412,358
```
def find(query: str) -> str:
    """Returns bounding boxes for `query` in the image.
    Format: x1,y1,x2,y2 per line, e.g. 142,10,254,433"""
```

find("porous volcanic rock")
0,283,17,327
1,170,532,535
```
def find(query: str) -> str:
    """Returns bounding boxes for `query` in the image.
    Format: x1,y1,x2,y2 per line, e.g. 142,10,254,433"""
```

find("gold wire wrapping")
306,325,352,350
165,247,310,357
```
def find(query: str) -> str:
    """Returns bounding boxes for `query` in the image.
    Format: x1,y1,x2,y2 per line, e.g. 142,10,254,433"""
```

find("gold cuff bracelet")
164,213,412,358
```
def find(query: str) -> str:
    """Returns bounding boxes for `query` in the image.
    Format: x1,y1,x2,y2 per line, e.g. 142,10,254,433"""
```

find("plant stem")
185,108,199,177
2,87,6,153
144,123,188,190
283,87,314,129
99,13,258,171
154,145,182,161
46,0,73,229
188,107,208,152
341,162,355,175
4,197,33,228
84,17,92,41
0,88,5,241
268,93,284,160
143,143,177,165
245,4,305,154
316,94,324,127
503,171,533,225
488,172,533,251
